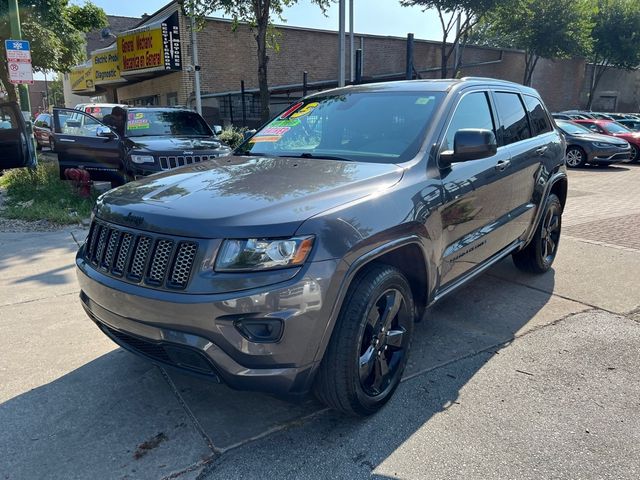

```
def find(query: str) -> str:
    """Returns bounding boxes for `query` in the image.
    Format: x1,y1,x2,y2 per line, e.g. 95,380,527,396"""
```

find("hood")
95,155,404,238
565,132,629,145
125,135,230,153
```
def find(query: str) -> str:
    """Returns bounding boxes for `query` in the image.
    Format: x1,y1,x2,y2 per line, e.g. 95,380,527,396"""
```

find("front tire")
513,193,562,273
629,145,639,164
313,264,414,416
565,146,585,168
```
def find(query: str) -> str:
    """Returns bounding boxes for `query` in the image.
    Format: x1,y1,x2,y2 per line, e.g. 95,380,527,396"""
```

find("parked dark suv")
76,78,567,416
52,106,231,187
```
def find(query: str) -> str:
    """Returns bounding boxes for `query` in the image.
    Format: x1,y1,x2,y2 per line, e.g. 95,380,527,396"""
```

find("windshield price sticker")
128,119,150,130
290,102,319,118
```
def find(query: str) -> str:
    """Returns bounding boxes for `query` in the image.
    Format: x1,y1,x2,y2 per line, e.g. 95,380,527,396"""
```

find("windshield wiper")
234,151,268,157
281,152,353,161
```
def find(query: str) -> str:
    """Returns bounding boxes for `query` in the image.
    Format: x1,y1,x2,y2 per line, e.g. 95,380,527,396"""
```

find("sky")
70,0,443,41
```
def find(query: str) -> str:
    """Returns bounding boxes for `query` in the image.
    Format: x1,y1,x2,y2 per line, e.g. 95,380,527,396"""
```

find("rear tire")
513,193,562,274
565,146,585,168
313,264,414,416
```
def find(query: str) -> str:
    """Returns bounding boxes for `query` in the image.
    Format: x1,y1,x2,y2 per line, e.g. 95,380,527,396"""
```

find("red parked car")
573,119,640,163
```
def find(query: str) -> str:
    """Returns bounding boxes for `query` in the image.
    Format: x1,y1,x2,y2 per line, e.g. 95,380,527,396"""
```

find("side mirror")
243,129,257,141
212,125,223,135
440,128,497,168
96,125,116,138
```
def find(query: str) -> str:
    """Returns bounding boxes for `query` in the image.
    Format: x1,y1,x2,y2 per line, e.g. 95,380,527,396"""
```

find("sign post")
7,0,32,115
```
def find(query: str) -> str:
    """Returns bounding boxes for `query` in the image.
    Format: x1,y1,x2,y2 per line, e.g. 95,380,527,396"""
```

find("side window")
585,123,603,133
441,91,495,153
0,105,18,129
56,110,102,137
494,92,531,146
524,95,552,136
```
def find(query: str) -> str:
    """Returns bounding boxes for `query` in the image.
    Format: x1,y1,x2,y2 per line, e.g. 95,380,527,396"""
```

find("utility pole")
338,0,346,87
8,0,31,114
190,15,202,115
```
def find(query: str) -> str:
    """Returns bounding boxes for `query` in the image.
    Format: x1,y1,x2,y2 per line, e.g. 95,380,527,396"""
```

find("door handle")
494,159,511,171
536,146,548,156
59,138,75,143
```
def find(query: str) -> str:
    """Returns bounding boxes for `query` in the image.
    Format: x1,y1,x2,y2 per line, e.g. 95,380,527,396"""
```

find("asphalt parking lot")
1,163,640,480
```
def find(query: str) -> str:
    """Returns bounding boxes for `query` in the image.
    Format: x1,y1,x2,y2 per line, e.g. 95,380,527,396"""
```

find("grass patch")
0,163,97,224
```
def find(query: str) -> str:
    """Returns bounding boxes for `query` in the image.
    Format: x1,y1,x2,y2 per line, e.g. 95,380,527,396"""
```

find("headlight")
130,154,155,164
215,236,314,271
592,142,613,148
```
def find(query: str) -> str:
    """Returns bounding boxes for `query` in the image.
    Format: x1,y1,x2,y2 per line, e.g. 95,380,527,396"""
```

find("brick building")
65,0,639,127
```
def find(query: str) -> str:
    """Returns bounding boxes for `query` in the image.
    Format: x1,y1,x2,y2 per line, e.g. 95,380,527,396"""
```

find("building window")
166,92,178,106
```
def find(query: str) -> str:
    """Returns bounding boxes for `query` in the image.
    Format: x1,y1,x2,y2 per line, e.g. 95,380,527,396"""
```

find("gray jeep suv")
77,78,567,416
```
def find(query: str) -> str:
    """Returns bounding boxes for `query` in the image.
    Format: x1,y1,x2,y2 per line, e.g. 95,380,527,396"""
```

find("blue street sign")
5,40,30,52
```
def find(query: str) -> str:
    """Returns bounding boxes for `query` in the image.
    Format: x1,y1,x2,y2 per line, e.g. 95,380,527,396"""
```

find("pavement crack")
158,367,222,457
70,231,83,247
0,291,76,309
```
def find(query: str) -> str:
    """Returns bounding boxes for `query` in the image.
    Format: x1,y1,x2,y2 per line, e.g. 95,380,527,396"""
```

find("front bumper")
76,254,342,396
587,146,631,164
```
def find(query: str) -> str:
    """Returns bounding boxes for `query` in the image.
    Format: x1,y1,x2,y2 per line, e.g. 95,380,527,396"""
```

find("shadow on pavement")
1,255,592,480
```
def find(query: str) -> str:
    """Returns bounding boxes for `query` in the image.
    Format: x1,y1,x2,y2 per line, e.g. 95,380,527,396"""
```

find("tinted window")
441,91,495,153
126,111,212,137
524,95,552,136
59,110,101,137
494,92,531,145
556,121,591,135
602,122,631,134
237,91,445,163
584,123,605,133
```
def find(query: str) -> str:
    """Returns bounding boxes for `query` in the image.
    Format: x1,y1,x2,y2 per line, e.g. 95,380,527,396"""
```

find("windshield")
84,106,114,121
236,91,445,163
603,122,631,134
557,121,592,135
126,110,212,137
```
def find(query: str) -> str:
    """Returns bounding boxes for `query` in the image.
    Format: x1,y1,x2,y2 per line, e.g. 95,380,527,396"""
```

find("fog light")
234,318,283,343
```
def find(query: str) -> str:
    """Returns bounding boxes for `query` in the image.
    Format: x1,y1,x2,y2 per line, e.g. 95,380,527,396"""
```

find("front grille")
159,154,218,170
84,220,198,290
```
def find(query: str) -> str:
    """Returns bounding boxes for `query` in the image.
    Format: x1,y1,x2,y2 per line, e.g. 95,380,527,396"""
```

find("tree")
472,0,594,85
0,1,107,102
400,0,499,78
186,0,331,123
585,0,640,109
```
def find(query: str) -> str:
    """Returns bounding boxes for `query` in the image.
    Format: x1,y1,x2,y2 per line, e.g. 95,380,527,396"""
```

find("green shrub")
0,163,97,224
218,127,245,149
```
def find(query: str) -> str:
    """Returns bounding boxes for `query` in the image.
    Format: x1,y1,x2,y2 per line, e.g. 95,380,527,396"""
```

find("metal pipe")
190,15,202,115
349,0,354,83
355,49,362,84
406,33,414,80
303,71,308,97
338,0,346,87
241,80,246,125
8,0,31,114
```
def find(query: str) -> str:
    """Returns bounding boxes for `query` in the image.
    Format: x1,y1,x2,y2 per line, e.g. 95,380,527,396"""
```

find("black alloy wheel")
513,193,562,273
358,288,411,397
314,264,415,416
565,147,585,168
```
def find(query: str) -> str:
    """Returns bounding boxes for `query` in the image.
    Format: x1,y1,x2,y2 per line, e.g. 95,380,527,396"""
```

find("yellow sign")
118,27,165,74
93,47,121,85
70,62,95,93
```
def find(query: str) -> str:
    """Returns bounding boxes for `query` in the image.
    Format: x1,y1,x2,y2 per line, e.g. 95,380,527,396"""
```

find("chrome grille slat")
83,221,198,290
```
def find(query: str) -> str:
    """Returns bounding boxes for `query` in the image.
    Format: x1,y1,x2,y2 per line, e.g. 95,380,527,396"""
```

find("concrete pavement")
1,164,639,479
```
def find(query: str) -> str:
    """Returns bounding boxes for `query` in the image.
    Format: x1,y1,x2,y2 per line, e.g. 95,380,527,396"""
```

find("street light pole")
349,0,354,83
7,0,31,114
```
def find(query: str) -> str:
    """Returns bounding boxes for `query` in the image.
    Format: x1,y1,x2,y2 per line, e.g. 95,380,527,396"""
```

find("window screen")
494,92,531,145
524,95,552,136
441,92,495,153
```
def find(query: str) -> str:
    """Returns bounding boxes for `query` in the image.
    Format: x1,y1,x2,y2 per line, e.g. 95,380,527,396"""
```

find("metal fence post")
241,80,246,126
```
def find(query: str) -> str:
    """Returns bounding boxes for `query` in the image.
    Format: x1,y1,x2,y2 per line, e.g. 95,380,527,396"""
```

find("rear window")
494,92,531,146
524,95,552,136
84,106,112,121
